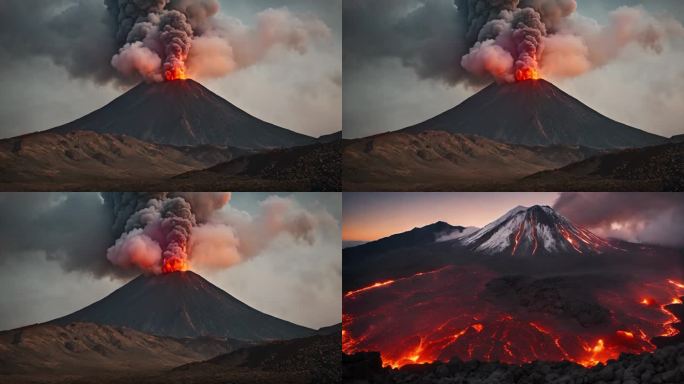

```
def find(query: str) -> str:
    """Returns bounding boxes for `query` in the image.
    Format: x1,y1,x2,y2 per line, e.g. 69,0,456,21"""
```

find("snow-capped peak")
461,205,617,256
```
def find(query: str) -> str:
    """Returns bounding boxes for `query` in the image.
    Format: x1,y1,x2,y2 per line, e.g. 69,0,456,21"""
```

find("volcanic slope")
402,79,666,149
49,79,315,149
50,271,314,341
460,205,620,256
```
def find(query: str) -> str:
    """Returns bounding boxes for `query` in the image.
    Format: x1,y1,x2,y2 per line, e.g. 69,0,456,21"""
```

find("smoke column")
104,193,331,274
456,0,683,83
103,0,329,82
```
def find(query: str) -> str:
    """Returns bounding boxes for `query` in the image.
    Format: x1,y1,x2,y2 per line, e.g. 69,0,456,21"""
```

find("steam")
344,1,684,85
105,193,333,274
0,1,330,84
553,192,684,248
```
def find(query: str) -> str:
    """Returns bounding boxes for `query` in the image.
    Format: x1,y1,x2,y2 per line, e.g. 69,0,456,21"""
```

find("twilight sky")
343,0,684,139
0,0,341,139
0,192,341,331
343,192,684,249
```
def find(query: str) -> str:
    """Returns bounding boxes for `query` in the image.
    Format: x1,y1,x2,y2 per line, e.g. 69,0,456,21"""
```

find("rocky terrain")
343,344,684,384
172,140,342,191
0,131,340,191
343,131,599,191
0,131,226,190
0,322,243,383
513,142,684,191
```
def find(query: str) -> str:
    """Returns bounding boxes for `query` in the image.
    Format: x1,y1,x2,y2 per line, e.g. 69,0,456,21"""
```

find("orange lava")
165,66,187,81
345,280,396,298
162,257,189,273
515,67,540,81
343,267,684,369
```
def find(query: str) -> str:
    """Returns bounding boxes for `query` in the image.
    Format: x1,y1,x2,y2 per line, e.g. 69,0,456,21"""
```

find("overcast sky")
0,0,341,139
0,192,341,331
343,0,684,139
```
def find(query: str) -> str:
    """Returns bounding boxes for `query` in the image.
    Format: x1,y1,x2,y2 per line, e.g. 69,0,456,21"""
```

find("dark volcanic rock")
50,271,314,341
173,140,342,191
403,79,666,149
49,79,315,149
343,343,684,384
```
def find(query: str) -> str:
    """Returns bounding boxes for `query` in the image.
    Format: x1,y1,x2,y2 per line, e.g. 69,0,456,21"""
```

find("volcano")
402,79,666,149
50,271,313,341
49,79,315,149
461,205,618,256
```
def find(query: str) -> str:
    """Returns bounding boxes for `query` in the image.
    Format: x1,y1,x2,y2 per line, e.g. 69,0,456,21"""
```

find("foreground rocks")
343,343,684,384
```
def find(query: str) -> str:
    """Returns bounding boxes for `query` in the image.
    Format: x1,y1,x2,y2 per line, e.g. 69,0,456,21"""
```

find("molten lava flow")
515,67,540,81
343,265,684,369
165,65,187,81
345,280,396,298
162,257,189,273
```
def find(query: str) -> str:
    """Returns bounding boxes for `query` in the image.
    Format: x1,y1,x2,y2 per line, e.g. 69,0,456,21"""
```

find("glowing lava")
162,257,189,273
343,265,684,369
165,65,187,81
515,67,540,81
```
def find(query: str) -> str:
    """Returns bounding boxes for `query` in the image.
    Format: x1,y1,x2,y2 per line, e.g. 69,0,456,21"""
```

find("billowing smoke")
105,193,334,274
0,1,330,84
458,0,683,83
344,1,684,85
553,192,684,248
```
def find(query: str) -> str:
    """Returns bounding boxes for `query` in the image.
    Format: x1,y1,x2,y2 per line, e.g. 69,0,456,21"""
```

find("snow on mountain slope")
461,205,619,256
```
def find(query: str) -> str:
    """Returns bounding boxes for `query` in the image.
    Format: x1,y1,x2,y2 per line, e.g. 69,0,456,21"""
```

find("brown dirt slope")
343,131,598,191
0,322,242,381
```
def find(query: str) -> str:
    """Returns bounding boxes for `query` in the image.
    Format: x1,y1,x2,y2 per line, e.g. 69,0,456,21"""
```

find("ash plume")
0,1,330,84
553,192,684,248
344,0,684,85
105,193,334,275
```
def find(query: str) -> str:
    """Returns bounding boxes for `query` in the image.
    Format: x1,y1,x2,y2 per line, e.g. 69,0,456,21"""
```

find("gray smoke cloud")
105,192,337,275
0,0,330,84
553,192,684,248
344,0,684,85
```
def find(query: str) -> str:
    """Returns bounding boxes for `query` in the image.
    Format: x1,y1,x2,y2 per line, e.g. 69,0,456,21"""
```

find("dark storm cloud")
0,0,120,84
554,193,684,248
344,0,471,85
0,193,124,277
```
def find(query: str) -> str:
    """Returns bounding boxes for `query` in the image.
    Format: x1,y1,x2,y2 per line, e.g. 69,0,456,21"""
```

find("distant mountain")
318,131,342,143
402,79,666,149
344,221,466,261
50,271,314,341
516,142,684,192
343,130,600,191
317,323,343,335
461,205,617,256
49,79,315,149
